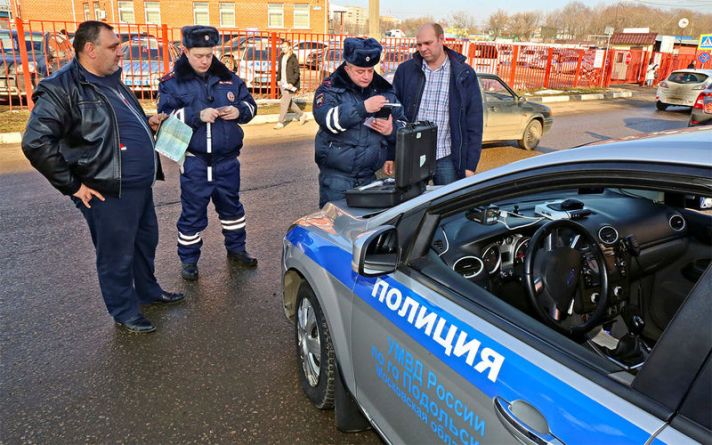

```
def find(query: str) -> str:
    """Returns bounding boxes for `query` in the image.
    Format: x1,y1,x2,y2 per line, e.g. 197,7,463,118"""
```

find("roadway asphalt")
0,95,692,444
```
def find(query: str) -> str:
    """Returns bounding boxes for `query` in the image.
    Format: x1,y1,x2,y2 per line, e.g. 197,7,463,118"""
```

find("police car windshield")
123,43,162,60
242,47,272,61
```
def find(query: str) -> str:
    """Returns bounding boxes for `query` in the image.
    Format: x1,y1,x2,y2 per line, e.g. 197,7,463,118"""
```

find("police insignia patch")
315,93,325,107
227,91,235,101
204,35,210,41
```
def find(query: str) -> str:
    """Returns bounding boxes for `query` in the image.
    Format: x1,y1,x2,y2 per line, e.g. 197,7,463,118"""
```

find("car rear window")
668,72,708,84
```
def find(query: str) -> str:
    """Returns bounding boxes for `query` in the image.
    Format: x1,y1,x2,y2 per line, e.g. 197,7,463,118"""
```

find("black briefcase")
346,121,437,208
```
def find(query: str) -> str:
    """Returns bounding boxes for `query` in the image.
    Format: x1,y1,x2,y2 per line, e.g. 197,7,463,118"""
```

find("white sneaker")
274,122,285,130
299,114,308,125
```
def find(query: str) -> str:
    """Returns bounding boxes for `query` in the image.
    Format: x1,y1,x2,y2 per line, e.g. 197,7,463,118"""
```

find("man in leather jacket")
21,21,184,334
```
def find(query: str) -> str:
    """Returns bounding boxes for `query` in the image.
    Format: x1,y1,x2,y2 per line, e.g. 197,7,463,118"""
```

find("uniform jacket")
22,59,164,197
158,55,257,158
313,63,405,178
392,47,483,178
277,53,300,90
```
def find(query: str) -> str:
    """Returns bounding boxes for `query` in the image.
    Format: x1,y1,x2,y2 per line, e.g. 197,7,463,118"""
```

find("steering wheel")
523,219,608,335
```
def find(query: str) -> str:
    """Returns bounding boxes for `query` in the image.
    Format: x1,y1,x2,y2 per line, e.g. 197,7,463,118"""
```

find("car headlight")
659,81,669,88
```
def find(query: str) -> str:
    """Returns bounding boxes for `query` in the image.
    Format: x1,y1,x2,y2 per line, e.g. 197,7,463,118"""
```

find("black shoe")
115,314,156,334
181,263,199,281
227,250,258,267
151,290,185,304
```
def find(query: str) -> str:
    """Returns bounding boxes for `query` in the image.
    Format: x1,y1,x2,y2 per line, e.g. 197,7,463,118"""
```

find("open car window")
411,174,712,411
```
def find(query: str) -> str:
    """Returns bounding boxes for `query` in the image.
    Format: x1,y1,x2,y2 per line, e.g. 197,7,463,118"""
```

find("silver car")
656,69,712,110
282,128,712,444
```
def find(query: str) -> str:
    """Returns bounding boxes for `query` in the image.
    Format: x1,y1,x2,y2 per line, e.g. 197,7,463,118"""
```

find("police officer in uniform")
158,26,258,281
313,37,405,207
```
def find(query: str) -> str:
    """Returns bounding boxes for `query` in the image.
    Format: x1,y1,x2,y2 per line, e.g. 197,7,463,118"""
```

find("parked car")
0,30,60,98
656,69,712,110
293,40,328,66
315,47,343,78
120,37,177,92
236,46,279,90
688,87,712,127
479,74,553,149
282,127,712,445
217,35,284,72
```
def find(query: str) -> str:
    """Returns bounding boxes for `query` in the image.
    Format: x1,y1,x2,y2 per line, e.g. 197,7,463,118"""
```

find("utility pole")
368,0,379,39
368,0,380,72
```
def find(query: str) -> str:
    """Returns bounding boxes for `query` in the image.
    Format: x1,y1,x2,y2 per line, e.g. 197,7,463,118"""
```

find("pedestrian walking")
646,60,659,87
313,37,406,207
392,23,483,185
22,21,184,334
275,41,307,129
158,26,258,281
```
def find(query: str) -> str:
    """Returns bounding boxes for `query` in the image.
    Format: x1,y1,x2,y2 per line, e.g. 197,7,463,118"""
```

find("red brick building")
8,0,329,34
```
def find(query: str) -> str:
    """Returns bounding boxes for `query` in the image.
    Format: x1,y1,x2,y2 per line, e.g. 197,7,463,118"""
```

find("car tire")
295,283,335,410
518,119,543,150
656,101,668,111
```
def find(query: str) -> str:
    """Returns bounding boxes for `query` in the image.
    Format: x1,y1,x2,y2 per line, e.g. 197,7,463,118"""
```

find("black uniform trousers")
74,186,163,323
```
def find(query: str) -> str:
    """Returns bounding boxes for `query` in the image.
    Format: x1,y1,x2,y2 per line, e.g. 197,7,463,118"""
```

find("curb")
526,90,633,104
0,90,639,144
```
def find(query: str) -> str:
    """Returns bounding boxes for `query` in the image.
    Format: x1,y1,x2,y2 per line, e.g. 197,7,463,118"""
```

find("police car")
282,128,712,444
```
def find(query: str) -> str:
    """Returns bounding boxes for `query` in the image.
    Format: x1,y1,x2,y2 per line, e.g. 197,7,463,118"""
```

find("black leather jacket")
22,59,164,197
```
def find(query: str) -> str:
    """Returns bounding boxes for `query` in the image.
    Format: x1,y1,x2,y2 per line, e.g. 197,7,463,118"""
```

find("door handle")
488,106,497,111
494,396,564,445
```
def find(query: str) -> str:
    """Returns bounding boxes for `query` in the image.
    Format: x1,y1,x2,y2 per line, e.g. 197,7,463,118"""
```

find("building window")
93,1,101,19
144,2,160,24
268,3,284,28
219,3,235,27
118,1,135,23
193,2,209,25
83,3,91,20
293,4,309,29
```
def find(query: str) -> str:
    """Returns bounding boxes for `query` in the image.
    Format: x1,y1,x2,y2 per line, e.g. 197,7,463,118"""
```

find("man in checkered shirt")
392,23,483,185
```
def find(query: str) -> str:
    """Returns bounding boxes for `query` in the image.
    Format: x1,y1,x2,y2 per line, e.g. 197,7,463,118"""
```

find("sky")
340,0,710,21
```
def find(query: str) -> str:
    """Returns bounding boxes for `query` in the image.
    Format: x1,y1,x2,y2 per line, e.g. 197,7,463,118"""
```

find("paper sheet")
154,114,193,163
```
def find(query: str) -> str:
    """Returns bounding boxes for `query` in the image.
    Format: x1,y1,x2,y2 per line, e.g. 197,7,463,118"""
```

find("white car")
293,41,328,66
656,69,712,110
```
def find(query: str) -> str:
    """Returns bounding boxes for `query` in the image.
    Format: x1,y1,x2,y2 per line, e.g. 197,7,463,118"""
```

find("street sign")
625,52,632,64
699,52,711,64
699,34,712,50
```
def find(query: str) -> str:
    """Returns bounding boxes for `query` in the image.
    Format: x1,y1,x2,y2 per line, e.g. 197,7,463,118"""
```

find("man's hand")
200,108,220,123
364,95,388,113
148,113,168,132
383,160,395,176
73,183,105,209
465,169,475,177
218,106,240,121
371,115,393,136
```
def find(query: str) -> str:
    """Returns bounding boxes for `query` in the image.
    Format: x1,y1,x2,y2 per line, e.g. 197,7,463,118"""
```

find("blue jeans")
434,156,459,186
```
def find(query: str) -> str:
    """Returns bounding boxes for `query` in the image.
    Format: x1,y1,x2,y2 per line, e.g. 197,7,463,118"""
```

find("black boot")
181,263,199,281
227,250,258,268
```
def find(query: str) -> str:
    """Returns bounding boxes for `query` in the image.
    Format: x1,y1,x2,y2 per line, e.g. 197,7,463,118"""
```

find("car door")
479,77,524,142
348,178,704,444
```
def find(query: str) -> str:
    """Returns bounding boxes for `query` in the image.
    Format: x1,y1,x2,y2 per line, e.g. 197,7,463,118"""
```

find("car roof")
365,127,712,224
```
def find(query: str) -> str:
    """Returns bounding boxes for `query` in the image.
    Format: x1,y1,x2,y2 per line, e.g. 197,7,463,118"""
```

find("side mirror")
352,225,400,277
518,96,527,104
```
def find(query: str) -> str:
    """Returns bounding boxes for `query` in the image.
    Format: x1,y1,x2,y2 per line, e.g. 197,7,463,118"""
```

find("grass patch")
0,110,31,133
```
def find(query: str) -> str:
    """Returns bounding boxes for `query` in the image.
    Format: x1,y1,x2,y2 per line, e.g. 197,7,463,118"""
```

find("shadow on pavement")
624,116,689,133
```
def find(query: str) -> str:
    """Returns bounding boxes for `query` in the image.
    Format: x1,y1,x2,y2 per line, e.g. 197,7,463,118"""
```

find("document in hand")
154,114,193,163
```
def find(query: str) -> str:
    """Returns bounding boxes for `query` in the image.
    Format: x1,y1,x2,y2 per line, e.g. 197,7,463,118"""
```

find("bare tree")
448,11,477,38
487,9,509,40
508,12,541,42
399,16,437,38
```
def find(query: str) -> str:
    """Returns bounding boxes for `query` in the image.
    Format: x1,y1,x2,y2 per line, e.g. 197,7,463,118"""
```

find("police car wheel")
295,284,335,409
518,119,543,150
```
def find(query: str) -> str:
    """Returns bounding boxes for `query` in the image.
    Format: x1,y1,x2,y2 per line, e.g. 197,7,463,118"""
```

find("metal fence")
2,17,708,111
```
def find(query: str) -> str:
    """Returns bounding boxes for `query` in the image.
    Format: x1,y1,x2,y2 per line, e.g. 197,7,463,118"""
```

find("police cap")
182,25,220,49
343,37,382,67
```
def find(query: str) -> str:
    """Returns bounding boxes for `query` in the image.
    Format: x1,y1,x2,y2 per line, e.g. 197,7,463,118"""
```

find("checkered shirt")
416,57,451,160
